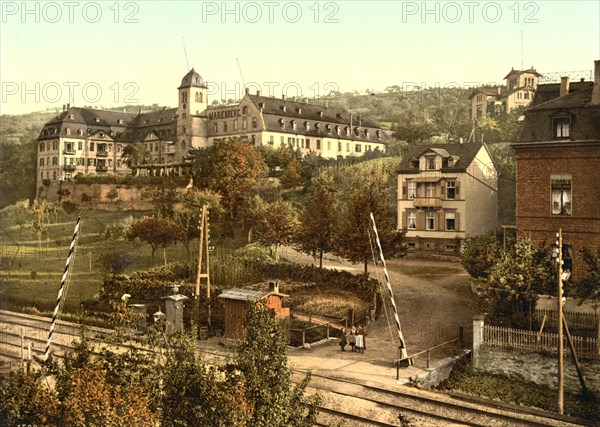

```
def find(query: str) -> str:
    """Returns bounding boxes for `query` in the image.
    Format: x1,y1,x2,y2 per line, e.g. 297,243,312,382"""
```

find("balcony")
163,146,176,154
96,165,108,172
96,150,109,157
62,148,75,155
63,164,76,171
412,197,442,209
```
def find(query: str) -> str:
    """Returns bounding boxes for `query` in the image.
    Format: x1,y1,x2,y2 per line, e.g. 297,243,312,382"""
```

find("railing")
96,150,109,157
62,149,75,155
412,197,442,208
289,311,345,348
483,324,599,359
63,164,76,171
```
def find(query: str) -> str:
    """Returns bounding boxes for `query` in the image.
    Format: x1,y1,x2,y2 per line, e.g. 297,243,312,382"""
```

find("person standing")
355,326,364,354
339,327,347,351
358,325,366,353
349,325,357,352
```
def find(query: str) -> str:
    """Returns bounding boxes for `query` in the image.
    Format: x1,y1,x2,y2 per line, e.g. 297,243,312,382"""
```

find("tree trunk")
364,261,368,275
163,247,167,266
319,249,323,269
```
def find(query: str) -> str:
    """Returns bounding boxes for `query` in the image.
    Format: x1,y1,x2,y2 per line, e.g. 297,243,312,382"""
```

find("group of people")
339,325,366,353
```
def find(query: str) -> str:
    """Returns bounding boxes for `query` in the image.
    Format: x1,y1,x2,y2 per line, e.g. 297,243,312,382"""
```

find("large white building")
36,69,389,191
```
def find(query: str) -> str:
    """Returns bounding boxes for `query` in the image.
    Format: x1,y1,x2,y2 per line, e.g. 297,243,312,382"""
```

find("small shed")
161,294,188,335
218,283,290,340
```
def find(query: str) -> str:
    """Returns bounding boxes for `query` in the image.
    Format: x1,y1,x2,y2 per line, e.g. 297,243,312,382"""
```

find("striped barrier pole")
44,216,80,360
369,212,413,366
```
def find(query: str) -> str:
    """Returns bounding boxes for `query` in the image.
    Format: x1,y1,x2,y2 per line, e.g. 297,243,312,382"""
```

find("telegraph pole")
557,228,564,415
194,205,211,326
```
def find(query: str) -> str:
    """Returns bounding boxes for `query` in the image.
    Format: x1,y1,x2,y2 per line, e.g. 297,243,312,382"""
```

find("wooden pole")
557,228,564,415
562,316,588,394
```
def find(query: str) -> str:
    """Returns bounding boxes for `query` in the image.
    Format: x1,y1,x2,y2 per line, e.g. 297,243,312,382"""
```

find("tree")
254,199,299,261
0,370,60,427
31,198,53,251
460,232,503,279
297,173,339,268
126,216,184,265
575,248,600,312
189,138,268,219
121,142,151,167
234,302,319,427
334,167,406,273
100,249,136,277
173,188,223,254
106,187,119,204
8,199,31,235
279,157,303,189
239,194,268,244
473,238,554,323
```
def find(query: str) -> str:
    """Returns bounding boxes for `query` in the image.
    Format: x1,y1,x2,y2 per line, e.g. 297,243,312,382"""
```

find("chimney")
560,76,570,97
349,113,353,126
256,90,261,96
358,115,363,126
245,88,250,95
269,281,279,294
63,104,66,112
303,97,308,104
66,103,70,110
282,94,285,100
592,59,600,105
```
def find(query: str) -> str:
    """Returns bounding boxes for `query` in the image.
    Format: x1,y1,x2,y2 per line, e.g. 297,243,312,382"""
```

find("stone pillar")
472,316,485,369
162,294,188,335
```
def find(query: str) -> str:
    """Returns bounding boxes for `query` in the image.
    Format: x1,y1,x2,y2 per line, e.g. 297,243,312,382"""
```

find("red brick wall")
515,145,600,281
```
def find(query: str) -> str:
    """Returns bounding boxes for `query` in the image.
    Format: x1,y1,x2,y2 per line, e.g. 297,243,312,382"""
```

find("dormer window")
291,120,297,130
326,124,331,133
345,127,350,136
318,111,324,117
376,130,382,138
69,114,74,120
426,157,436,170
304,121,310,131
336,113,343,119
77,129,83,136
336,125,341,135
354,127,360,136
95,118,100,123
410,158,419,169
553,117,570,139
315,123,321,130
65,128,71,135
365,129,370,138
282,105,287,112
118,119,124,124
279,118,285,128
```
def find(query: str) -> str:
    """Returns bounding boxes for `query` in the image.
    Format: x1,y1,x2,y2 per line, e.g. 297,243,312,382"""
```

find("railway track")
1,310,593,426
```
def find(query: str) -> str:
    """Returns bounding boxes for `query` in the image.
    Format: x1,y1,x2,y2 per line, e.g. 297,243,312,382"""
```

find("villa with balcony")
397,143,498,254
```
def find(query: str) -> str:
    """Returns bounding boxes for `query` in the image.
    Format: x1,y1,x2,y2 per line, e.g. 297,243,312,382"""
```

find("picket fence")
483,324,599,359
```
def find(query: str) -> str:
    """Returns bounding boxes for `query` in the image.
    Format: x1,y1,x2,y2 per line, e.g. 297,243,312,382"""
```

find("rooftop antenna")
236,57,246,93
520,30,524,70
182,37,190,70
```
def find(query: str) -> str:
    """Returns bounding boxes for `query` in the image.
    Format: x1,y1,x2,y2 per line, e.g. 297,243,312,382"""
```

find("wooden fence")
483,325,599,359
534,308,599,330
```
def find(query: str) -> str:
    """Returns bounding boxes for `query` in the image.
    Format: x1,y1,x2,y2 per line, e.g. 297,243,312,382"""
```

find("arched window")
52,157,58,165
65,128,71,135
376,130,382,138
291,120,296,130
182,140,186,150
252,118,258,129
279,118,285,128
40,142,45,152
77,129,83,136
242,106,249,114
304,121,310,131
40,158,45,166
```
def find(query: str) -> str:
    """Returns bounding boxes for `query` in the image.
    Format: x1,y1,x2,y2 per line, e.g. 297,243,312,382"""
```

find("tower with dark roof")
177,68,209,154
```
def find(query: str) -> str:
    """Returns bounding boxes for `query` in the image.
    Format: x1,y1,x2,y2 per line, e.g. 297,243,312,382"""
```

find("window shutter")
441,182,446,199
402,182,408,199
401,212,406,229
438,211,445,231
456,181,460,197
455,212,460,231
417,211,425,230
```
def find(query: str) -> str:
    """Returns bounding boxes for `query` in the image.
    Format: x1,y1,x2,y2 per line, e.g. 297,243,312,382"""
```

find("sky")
0,0,598,115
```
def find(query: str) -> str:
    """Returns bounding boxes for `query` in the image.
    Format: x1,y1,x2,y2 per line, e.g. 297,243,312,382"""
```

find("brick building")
513,60,600,281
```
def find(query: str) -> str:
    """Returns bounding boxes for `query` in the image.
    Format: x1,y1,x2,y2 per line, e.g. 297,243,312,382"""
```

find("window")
65,128,71,135
551,175,572,215
476,94,482,102
410,159,419,169
425,182,435,197
52,157,58,165
554,118,570,139
223,122,228,132
269,135,274,145
233,119,238,130
40,142,45,152
346,143,350,152
40,158,44,166
407,181,416,199
306,138,311,149
426,157,436,170
89,142,94,151
252,118,258,129
446,181,456,199
327,141,331,151
407,211,416,229
242,106,248,114
243,119,248,129
355,144,362,153
426,212,435,230
305,121,310,131
316,139,321,150
445,212,456,230
280,136,284,145
338,141,342,152
78,141,83,150
213,123,218,132
445,244,455,252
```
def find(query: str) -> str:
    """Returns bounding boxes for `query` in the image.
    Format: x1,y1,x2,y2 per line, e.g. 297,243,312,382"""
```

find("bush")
62,200,77,213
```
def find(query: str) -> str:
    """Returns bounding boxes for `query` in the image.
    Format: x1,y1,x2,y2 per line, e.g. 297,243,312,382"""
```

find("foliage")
576,248,600,311
280,157,304,189
121,141,151,167
296,173,339,268
233,302,319,426
189,138,268,218
0,138,38,207
473,238,555,322
144,185,179,219
0,370,61,427
334,166,406,273
99,248,136,277
106,187,119,202
101,215,136,241
239,194,268,243
126,216,184,264
172,188,223,253
460,232,503,279
254,199,300,260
